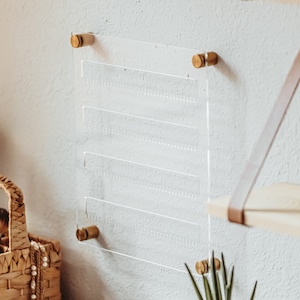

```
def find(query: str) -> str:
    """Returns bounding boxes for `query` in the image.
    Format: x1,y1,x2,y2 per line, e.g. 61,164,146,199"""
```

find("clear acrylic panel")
73,34,209,272
82,152,204,223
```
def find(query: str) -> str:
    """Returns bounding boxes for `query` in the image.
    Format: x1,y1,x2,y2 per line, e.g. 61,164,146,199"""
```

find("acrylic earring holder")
73,34,216,272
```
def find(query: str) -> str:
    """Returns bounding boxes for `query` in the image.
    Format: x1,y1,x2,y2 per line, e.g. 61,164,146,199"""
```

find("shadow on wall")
0,130,57,234
214,55,240,85
0,130,115,299
61,248,115,300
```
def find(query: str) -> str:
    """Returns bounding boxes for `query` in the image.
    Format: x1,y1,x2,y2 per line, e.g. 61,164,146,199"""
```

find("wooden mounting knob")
70,33,95,48
195,258,221,274
192,52,218,68
206,52,218,66
76,225,99,241
192,54,206,68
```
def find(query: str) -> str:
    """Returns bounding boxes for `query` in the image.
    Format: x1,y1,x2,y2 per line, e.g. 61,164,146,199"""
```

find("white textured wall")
0,1,300,299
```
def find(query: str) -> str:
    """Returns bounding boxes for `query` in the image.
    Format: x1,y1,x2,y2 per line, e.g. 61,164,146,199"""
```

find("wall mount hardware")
192,52,218,68
70,33,95,48
195,258,221,274
76,225,100,241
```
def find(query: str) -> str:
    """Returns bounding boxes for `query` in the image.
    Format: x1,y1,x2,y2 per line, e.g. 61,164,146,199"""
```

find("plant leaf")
216,272,223,300
203,275,213,300
249,281,257,300
185,263,204,300
221,253,228,299
210,251,220,300
226,266,234,300
221,252,228,287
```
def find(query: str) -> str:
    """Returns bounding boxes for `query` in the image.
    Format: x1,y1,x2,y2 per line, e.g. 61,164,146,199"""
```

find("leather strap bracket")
228,50,300,224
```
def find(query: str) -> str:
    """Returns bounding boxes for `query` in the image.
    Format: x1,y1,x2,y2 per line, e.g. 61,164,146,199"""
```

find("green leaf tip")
250,281,258,300
185,263,204,300
185,252,257,300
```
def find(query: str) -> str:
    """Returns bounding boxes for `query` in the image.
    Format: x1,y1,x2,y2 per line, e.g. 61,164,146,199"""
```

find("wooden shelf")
207,183,300,238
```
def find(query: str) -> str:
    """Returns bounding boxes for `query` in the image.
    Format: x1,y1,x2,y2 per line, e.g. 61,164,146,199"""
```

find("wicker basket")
0,175,62,300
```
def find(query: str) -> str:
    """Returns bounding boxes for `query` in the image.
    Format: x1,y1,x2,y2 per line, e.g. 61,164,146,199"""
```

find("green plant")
185,251,257,300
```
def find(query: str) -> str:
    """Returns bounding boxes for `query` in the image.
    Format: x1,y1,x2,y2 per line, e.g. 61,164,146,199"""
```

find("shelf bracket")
228,50,300,225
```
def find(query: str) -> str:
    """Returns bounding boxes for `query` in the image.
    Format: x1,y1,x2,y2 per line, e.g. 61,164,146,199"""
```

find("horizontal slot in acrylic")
81,60,206,99
82,106,208,175
76,197,208,272
78,60,207,128
100,253,201,299
82,152,207,224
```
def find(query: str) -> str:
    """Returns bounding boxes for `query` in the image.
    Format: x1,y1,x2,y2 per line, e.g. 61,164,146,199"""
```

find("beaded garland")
30,241,48,300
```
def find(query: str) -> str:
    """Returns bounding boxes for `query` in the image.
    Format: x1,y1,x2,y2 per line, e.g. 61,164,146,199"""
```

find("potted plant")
185,251,257,300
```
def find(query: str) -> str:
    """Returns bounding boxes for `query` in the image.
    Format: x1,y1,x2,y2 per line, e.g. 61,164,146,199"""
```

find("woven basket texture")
0,175,62,300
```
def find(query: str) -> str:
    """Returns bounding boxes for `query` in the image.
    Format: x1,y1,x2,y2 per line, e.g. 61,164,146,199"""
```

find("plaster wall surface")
0,1,300,299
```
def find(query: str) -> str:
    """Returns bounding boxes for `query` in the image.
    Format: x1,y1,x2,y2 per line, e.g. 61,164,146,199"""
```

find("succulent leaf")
216,272,223,300
185,263,204,300
203,275,213,300
186,252,257,300
249,281,257,300
221,252,228,286
210,251,220,300
226,266,234,300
